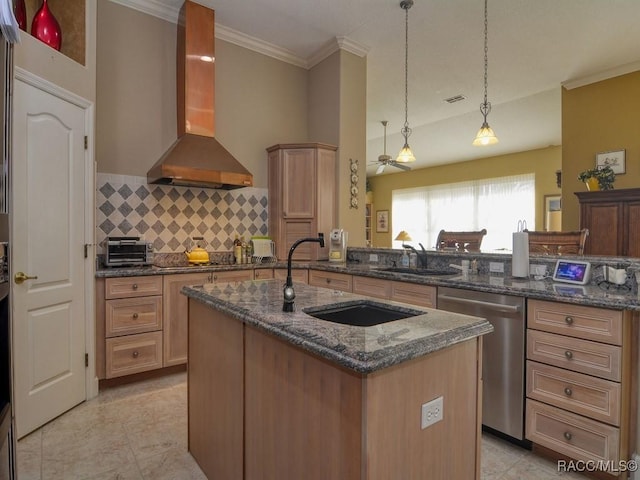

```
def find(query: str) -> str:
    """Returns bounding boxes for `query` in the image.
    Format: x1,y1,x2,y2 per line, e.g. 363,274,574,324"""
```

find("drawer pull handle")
326,278,331,284
132,284,138,290
213,275,217,281
564,431,572,441
132,313,139,319
564,316,574,325
564,350,573,360
132,350,139,358
564,387,573,396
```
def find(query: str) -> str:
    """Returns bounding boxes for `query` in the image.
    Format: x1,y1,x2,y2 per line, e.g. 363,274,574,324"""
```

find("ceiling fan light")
472,123,499,146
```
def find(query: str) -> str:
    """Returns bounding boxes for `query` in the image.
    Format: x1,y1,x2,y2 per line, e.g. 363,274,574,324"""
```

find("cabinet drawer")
391,281,436,308
352,276,391,299
105,275,163,299
106,296,162,337
526,399,620,466
526,361,620,425
274,268,308,284
308,270,352,292
211,270,254,283
105,331,163,378
254,269,274,280
527,329,621,381
528,299,622,345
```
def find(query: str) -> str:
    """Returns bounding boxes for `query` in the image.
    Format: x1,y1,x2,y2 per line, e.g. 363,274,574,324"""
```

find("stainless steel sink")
303,300,424,327
377,267,458,276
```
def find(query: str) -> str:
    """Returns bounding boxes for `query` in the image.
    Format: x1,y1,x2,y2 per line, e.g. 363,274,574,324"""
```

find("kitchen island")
183,279,493,480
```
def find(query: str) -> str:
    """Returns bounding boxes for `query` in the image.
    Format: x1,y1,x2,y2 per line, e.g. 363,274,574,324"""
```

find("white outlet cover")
489,262,504,273
421,396,444,429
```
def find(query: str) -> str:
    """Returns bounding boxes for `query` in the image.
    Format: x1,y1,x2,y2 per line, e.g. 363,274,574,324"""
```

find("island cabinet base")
188,300,482,480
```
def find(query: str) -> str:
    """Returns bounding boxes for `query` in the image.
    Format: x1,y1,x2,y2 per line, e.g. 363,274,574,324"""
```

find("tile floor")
16,371,588,479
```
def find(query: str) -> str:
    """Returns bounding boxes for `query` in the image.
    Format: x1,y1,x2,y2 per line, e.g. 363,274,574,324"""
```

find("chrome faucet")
283,233,325,312
402,242,428,269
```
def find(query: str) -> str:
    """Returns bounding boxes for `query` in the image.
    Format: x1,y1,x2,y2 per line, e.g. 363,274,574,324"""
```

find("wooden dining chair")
435,229,487,252
523,229,589,255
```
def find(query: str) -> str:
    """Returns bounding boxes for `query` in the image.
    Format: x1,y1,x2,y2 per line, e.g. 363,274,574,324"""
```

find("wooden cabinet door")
624,201,640,257
582,203,621,255
163,273,211,367
281,148,316,218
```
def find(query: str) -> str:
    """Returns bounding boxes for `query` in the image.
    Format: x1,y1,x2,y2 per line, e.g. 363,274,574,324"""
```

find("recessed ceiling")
117,0,640,175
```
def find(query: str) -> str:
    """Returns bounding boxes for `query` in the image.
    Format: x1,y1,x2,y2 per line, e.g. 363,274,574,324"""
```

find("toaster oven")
104,237,154,267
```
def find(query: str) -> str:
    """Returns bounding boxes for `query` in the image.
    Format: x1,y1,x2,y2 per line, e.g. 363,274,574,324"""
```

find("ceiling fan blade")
391,162,411,171
376,163,386,174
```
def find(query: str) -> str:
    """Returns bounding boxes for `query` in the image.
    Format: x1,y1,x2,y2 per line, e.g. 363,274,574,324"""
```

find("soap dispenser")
401,249,410,267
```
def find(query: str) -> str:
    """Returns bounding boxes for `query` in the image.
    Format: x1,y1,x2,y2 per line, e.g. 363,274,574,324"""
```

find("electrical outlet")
489,262,504,273
529,264,547,277
421,396,444,429
369,254,379,263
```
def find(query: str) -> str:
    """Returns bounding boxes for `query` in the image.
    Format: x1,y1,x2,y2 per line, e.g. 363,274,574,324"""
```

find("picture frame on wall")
544,194,562,231
596,149,625,174
376,210,389,233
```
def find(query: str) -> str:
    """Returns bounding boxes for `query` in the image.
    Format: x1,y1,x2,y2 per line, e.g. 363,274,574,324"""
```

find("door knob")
14,272,38,284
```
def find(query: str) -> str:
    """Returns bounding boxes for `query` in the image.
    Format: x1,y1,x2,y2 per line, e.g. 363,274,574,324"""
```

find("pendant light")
396,0,416,163
472,0,499,146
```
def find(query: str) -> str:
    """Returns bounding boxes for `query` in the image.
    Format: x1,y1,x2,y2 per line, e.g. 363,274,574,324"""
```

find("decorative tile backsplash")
96,174,268,254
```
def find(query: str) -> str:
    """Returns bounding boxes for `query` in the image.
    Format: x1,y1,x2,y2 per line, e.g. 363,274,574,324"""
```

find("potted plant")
365,178,373,204
577,165,615,191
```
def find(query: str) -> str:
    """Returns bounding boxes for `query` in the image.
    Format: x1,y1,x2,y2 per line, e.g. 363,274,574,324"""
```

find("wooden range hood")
147,0,253,190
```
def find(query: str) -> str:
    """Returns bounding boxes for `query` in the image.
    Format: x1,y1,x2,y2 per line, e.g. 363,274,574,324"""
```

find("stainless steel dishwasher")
437,286,526,442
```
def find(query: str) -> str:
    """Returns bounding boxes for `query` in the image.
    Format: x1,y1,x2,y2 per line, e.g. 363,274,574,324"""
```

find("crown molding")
111,1,369,70
214,24,308,69
109,0,180,24
562,60,640,90
307,36,369,69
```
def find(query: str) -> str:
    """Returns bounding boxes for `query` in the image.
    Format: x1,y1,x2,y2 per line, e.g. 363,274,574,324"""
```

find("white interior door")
12,76,88,438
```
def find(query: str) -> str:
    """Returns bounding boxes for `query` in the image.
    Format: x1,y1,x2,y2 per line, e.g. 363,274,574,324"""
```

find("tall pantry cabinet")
267,143,338,261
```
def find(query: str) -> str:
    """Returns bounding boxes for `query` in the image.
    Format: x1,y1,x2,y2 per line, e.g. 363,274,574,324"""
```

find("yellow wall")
367,146,561,247
561,70,640,229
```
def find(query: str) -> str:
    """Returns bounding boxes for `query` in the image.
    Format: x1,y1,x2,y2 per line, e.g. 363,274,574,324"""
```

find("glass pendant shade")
396,144,416,163
473,122,499,146
31,0,62,51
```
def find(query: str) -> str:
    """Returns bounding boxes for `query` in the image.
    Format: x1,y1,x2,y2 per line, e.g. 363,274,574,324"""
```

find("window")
392,174,535,251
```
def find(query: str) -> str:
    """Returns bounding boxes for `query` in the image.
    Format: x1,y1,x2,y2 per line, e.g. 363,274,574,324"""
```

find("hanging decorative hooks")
472,0,499,146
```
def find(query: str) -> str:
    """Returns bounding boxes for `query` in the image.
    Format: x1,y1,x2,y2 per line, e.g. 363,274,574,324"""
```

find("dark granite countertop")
96,260,640,311
182,280,493,374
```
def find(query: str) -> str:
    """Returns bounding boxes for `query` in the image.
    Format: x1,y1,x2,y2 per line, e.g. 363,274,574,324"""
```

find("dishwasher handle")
438,294,522,313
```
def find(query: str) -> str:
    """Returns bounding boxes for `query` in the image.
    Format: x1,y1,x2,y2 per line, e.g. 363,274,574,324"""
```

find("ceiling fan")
371,121,412,174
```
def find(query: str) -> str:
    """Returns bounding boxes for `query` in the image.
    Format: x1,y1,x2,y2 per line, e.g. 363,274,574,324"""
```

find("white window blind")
391,174,535,251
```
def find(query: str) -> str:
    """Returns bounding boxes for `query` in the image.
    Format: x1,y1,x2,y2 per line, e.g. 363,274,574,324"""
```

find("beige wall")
561,70,640,230
337,51,367,246
308,50,367,245
15,0,96,102
368,146,561,247
95,1,308,188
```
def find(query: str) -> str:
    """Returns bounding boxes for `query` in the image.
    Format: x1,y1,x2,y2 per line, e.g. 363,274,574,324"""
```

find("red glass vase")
31,0,62,51
14,0,27,31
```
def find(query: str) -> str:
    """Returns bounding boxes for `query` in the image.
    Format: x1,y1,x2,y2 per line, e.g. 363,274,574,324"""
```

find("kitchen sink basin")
303,300,424,327
378,267,458,276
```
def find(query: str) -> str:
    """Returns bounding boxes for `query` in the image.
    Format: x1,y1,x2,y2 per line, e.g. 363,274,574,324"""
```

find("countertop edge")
182,283,493,374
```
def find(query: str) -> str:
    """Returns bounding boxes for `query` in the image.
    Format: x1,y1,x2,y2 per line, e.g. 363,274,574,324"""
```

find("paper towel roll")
512,231,529,278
